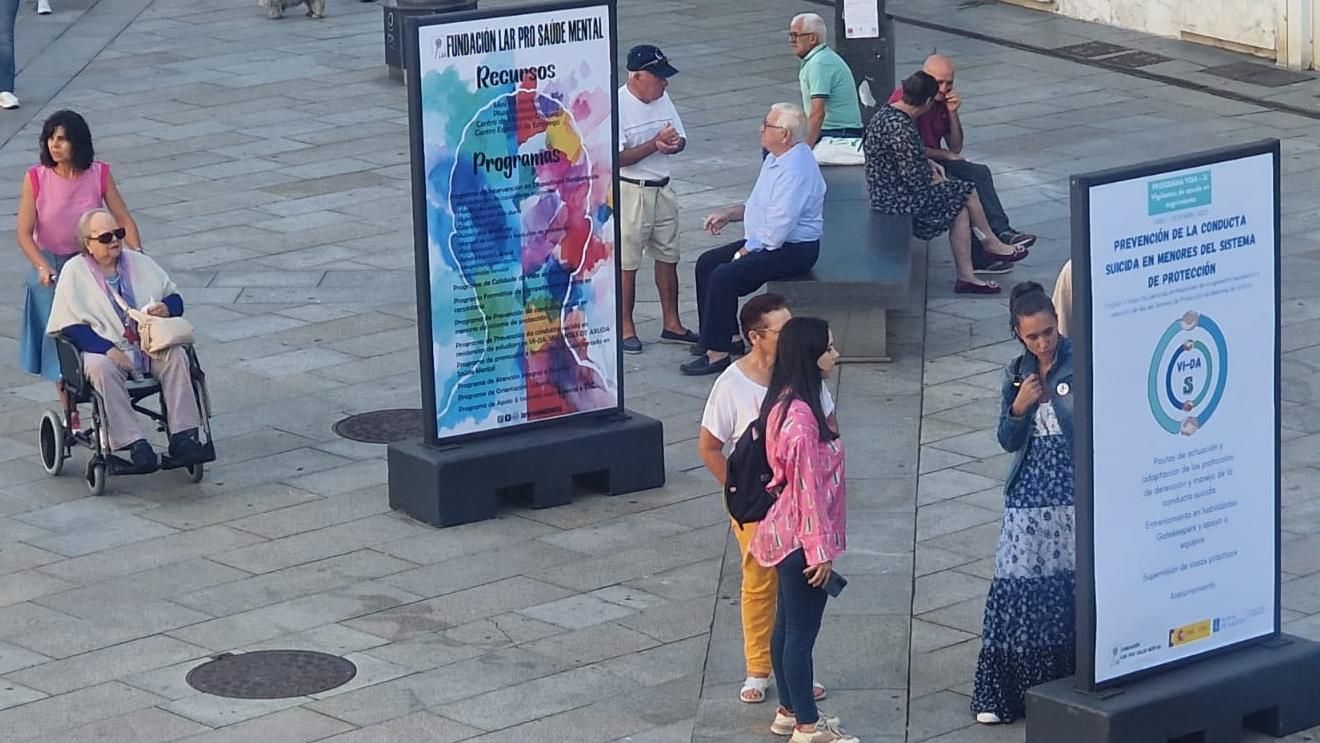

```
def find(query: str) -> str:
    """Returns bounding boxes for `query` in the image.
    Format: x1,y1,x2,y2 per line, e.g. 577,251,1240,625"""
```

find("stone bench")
766,166,915,362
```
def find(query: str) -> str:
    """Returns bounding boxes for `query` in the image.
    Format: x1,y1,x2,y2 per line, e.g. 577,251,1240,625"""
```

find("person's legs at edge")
82,354,147,450
943,161,993,269
0,0,19,104
773,549,827,728
651,186,691,338
733,521,776,695
654,260,687,335
965,190,1019,258
945,160,1010,236
154,347,201,435
693,241,743,348
619,182,648,346
949,207,984,285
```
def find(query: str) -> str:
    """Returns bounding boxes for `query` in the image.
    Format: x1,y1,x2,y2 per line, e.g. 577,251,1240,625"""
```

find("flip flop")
741,676,771,704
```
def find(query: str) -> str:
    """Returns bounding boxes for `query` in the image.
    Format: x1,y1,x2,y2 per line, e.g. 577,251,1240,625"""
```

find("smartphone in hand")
823,571,848,598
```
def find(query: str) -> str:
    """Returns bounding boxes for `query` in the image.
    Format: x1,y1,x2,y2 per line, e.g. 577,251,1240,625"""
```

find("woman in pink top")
17,110,142,409
750,317,856,743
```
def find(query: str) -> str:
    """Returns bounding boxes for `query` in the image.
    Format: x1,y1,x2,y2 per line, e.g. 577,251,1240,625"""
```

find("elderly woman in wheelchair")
42,208,213,491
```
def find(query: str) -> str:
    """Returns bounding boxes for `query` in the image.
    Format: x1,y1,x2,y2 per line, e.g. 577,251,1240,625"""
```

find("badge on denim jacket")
1056,382,1071,396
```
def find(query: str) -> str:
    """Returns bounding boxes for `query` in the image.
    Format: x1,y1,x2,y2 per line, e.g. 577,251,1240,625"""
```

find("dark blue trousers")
771,549,829,725
694,240,820,353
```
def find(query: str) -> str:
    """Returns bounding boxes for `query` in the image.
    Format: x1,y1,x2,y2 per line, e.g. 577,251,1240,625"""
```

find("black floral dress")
971,401,1076,722
862,105,975,240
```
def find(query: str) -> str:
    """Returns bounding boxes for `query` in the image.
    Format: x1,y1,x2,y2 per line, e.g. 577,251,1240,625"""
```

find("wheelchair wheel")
187,461,204,483
38,411,65,476
85,458,107,496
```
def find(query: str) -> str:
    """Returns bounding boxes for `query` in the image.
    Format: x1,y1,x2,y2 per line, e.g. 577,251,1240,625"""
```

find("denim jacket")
997,336,1074,494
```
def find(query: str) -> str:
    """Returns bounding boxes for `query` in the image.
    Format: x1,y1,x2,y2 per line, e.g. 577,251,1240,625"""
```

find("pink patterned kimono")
749,398,847,568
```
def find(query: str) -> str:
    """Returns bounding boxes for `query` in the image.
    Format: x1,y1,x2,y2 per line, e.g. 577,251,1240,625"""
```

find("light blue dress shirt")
743,142,826,252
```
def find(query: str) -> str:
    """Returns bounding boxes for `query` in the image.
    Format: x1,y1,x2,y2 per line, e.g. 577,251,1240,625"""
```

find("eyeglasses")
760,120,788,132
935,77,955,89
637,54,666,71
87,227,126,244
786,31,816,41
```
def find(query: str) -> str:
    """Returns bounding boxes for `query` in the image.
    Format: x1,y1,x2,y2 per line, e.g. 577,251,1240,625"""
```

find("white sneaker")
789,717,859,743
975,712,1003,724
771,708,842,736
0,92,19,109
36,0,51,14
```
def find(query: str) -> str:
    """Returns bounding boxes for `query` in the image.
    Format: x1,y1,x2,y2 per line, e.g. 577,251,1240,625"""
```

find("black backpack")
725,419,777,527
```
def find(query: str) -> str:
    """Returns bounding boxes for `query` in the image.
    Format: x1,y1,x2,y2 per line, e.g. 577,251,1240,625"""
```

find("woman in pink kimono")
749,317,856,743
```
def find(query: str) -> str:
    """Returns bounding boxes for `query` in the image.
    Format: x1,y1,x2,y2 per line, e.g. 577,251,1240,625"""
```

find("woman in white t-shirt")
698,293,834,706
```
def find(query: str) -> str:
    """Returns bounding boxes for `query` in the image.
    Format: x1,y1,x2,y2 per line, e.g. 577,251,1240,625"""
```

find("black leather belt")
620,176,669,188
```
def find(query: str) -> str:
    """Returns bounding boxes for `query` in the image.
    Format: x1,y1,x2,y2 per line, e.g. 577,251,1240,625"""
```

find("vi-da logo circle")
1147,310,1228,436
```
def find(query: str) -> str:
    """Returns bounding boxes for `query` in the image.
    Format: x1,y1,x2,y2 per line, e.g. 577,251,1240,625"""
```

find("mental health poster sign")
1074,141,1280,687
405,1,621,443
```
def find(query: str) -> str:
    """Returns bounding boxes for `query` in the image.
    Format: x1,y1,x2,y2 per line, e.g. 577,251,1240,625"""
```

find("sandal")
954,279,1001,295
813,680,827,701
741,676,771,704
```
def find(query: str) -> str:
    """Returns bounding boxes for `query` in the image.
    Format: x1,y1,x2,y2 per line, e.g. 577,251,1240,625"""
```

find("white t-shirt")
617,85,686,182
700,362,836,457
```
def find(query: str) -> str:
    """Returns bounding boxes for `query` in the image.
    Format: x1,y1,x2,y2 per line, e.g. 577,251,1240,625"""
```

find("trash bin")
382,0,479,82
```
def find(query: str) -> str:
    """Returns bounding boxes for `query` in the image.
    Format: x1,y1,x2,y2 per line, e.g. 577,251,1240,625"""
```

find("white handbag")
110,291,195,356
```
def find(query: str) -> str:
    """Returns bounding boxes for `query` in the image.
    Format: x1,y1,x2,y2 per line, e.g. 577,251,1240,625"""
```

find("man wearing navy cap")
617,44,697,355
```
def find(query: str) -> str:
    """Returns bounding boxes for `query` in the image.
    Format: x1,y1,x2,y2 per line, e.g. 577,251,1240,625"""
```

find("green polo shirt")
799,44,862,131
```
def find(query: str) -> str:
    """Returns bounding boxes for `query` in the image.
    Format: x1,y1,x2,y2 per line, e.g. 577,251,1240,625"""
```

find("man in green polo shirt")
790,12,862,148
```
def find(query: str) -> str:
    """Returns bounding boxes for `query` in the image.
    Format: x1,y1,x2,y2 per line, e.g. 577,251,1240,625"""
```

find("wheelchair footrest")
107,455,160,476
160,442,216,471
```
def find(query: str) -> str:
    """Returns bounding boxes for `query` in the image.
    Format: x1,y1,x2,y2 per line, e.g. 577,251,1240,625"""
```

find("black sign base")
1026,635,1320,743
387,410,665,527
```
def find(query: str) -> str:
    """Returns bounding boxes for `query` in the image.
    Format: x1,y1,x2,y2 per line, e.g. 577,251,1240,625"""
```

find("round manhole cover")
185,650,357,699
333,408,423,444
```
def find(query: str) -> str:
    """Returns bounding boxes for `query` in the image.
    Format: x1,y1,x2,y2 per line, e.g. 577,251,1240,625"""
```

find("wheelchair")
38,335,216,496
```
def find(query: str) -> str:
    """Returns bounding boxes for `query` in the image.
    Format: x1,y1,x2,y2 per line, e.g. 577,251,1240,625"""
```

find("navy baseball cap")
627,44,678,77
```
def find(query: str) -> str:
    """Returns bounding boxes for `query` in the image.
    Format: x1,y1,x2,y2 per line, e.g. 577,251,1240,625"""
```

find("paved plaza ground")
0,0,1319,741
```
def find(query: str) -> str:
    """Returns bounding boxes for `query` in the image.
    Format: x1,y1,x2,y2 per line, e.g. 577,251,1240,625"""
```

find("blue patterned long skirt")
971,402,1076,722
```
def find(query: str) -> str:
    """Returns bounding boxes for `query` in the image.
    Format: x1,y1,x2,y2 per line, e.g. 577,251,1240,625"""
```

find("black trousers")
942,158,1011,266
695,239,820,352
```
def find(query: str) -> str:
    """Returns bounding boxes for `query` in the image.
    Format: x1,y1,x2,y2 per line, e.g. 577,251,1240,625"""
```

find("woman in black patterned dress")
862,71,1028,295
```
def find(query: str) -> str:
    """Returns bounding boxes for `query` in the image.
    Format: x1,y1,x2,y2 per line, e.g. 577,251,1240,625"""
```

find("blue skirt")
19,252,76,383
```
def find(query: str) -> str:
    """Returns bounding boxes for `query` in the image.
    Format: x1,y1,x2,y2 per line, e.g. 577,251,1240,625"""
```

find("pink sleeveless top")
28,162,108,256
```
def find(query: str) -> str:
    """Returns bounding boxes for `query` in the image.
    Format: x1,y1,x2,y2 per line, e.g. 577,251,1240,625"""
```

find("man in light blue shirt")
681,103,826,376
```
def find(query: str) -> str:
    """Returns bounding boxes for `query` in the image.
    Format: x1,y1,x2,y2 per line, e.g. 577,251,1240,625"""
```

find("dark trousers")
943,158,1010,267
771,549,829,725
695,239,820,352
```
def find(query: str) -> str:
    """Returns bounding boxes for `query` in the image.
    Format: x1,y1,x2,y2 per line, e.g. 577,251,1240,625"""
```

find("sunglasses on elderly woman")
88,228,127,244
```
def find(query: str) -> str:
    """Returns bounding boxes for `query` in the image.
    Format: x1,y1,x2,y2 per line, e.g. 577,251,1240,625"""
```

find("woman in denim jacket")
971,281,1075,724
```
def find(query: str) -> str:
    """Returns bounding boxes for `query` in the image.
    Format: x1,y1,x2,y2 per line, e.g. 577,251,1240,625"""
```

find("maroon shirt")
886,86,950,151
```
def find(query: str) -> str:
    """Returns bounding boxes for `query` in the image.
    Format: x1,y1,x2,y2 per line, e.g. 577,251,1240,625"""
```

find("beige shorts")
619,180,680,271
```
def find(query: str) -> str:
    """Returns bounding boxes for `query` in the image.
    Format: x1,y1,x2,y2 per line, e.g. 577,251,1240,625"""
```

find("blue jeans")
0,0,18,92
771,549,829,726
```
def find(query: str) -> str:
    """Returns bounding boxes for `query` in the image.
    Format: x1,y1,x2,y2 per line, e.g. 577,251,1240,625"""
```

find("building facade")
1006,0,1316,70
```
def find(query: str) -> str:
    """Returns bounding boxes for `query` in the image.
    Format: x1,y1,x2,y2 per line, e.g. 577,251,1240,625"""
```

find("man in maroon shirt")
887,54,1035,274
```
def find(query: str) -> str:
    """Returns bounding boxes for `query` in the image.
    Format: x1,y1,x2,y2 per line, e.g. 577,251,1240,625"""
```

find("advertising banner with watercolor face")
406,1,621,443
1071,141,1281,688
